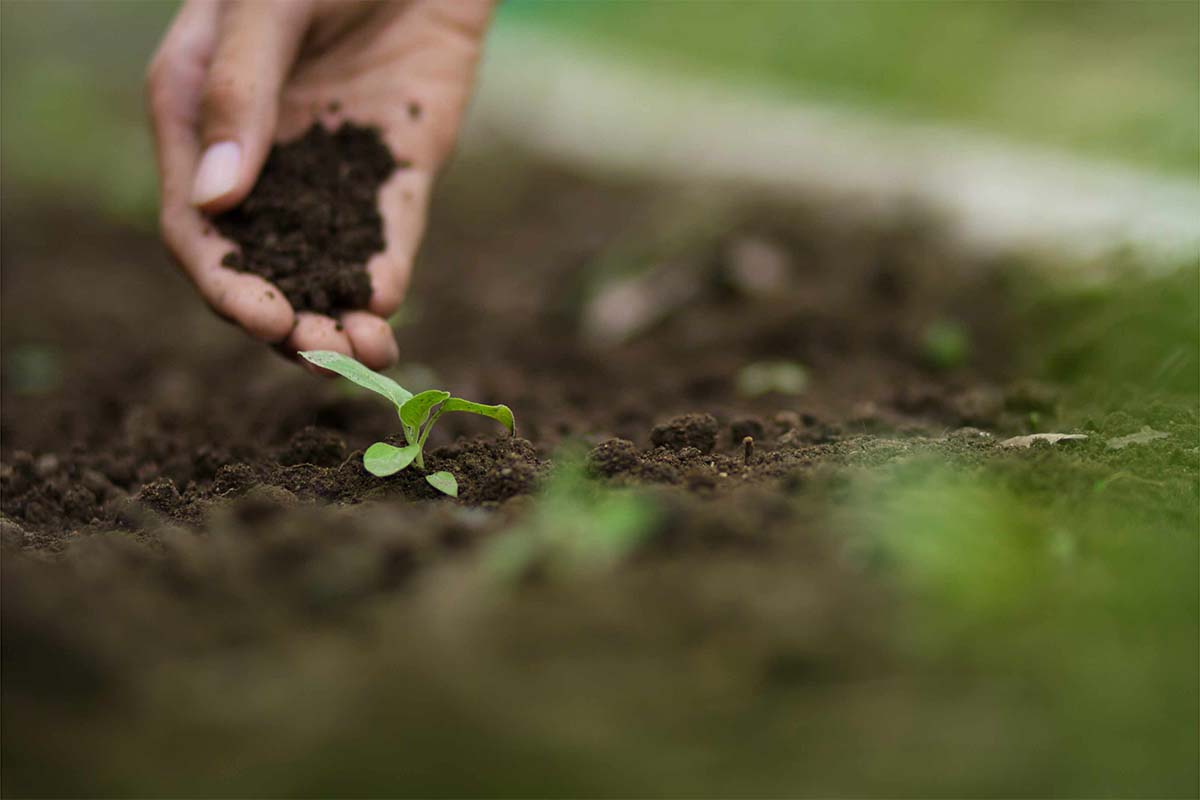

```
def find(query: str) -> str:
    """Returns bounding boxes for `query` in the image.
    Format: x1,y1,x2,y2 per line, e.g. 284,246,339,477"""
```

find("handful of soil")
213,122,400,315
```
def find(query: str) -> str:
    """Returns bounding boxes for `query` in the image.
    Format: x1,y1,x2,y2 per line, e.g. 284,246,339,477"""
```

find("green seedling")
300,350,514,496
485,453,659,580
921,319,971,371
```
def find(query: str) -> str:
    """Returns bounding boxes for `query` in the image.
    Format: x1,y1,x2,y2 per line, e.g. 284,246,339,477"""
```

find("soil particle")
730,417,765,445
0,516,27,548
948,386,1004,426
213,122,398,315
587,438,640,477
212,463,263,498
231,485,300,525
651,413,719,454
446,437,544,503
772,411,802,434
773,411,842,447
1004,380,1058,413
134,477,181,515
79,468,116,498
685,467,719,491
277,426,347,467
33,453,59,478
947,426,995,444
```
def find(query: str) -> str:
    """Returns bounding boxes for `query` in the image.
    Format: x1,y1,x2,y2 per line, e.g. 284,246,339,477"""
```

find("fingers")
284,312,397,375
366,167,433,317
159,209,296,341
341,312,399,369
148,0,297,344
146,0,219,207
287,311,354,376
191,0,313,212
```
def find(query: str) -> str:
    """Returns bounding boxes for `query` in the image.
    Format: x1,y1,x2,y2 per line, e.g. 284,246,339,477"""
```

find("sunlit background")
3,1,1197,220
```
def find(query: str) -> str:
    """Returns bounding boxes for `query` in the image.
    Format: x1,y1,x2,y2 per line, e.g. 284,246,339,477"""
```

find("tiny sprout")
921,319,970,371
742,435,754,466
300,350,514,496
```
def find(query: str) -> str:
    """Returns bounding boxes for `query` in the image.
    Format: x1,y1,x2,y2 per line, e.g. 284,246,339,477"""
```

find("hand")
147,0,493,369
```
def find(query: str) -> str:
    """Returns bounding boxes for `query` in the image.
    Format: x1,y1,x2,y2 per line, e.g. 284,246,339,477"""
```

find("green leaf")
425,471,459,497
440,398,516,435
300,351,413,408
363,441,420,477
399,389,451,430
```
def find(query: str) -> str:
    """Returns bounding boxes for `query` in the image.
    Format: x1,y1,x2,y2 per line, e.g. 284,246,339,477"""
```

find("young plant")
299,350,515,496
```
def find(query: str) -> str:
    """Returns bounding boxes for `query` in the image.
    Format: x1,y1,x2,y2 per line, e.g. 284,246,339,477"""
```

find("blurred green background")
2,0,1197,226
508,0,1199,174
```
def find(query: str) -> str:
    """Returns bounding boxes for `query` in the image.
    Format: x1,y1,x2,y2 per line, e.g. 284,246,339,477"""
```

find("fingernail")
191,141,241,206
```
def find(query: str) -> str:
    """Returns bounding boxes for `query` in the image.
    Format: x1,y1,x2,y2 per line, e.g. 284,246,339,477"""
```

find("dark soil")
214,122,399,314
9,158,1183,796
0,163,1025,548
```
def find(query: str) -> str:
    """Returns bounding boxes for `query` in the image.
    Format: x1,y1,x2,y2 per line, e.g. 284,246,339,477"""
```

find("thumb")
190,0,312,213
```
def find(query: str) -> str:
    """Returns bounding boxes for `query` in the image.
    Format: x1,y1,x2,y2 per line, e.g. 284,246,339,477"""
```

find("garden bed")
2,160,1195,797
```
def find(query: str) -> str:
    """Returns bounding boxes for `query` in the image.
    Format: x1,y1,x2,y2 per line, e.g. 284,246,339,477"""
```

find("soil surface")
2,164,1022,548
214,122,398,314
7,159,1187,796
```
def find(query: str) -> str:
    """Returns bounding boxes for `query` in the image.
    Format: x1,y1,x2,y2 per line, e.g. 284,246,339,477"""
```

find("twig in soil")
743,436,755,466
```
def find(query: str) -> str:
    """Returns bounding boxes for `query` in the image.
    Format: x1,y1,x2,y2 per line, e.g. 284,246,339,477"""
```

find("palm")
147,0,492,369
275,0,491,317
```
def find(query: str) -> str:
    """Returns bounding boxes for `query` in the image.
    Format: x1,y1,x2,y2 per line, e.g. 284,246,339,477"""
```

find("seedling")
300,350,514,496
485,454,659,580
921,319,971,371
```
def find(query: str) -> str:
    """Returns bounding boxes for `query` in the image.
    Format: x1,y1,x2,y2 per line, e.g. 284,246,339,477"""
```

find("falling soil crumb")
213,122,399,315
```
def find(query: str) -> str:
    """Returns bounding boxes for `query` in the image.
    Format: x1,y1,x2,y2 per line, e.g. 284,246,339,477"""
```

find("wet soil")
214,122,398,314
3,159,1155,796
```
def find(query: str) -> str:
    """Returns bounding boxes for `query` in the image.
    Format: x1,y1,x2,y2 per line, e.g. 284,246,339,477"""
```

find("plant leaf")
300,351,412,408
400,389,451,431
425,471,459,497
363,441,420,477
441,398,516,435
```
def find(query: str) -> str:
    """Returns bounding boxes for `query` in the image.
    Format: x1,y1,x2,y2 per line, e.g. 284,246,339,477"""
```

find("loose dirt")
9,159,1180,796
214,122,398,315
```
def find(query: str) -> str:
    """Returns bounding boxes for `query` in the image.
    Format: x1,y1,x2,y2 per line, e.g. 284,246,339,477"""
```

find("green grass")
851,258,1199,794
1021,263,1200,399
848,446,1197,795
505,0,1200,175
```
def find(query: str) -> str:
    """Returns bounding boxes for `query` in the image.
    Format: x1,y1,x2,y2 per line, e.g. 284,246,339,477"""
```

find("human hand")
147,0,493,369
